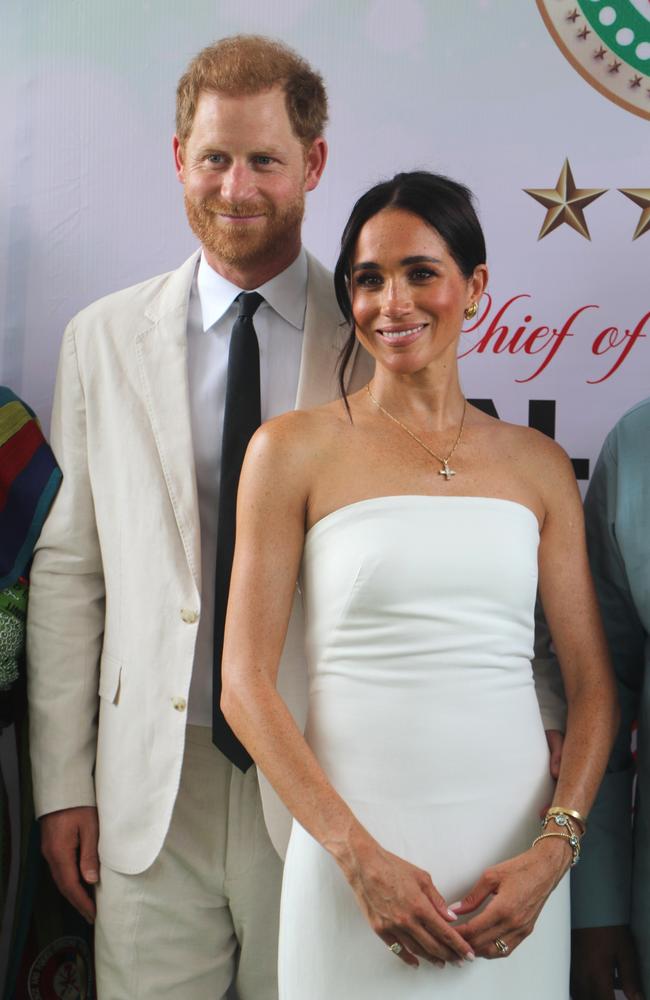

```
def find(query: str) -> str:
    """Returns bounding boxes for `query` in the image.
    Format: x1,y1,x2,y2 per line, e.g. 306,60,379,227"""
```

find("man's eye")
206,154,224,164
254,156,274,165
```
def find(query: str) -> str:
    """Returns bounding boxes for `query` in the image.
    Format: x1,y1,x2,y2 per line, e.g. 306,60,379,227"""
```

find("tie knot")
237,291,263,319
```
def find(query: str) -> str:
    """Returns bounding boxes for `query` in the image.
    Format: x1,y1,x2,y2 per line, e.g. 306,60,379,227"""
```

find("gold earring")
464,302,478,320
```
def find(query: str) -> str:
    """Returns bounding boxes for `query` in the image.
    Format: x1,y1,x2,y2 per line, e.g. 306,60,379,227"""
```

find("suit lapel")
135,252,201,591
296,252,373,410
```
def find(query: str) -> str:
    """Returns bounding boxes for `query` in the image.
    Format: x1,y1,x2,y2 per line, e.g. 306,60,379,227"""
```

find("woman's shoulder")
245,401,350,478
473,409,576,493
473,408,568,462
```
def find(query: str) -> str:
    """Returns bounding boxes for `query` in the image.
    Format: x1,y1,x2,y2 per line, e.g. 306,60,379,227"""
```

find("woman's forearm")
221,671,371,874
551,673,619,818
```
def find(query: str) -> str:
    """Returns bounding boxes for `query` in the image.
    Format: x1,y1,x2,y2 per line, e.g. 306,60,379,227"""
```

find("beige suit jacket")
27,249,373,873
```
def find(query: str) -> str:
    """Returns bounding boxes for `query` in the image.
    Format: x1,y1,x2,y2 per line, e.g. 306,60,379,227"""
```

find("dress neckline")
305,495,541,543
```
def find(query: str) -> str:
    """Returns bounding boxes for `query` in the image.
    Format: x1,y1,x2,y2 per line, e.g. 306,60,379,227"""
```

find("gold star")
567,8,580,22
594,46,607,60
608,60,621,74
619,189,650,240
577,26,591,40
630,75,642,89
524,159,607,240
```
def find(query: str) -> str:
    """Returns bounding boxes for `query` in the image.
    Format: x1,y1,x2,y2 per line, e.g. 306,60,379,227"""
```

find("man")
570,397,650,1000
27,34,566,1000
27,35,372,999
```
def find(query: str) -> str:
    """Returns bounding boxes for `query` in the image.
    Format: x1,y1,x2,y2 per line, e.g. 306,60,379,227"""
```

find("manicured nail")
453,960,464,968
85,870,98,883
447,907,458,920
450,901,462,912
465,951,475,962
434,960,445,969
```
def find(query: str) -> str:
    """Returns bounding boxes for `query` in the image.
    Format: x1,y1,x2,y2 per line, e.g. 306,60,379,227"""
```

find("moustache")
201,199,270,218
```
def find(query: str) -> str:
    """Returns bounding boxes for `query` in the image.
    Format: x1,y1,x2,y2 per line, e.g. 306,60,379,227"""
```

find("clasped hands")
345,833,570,969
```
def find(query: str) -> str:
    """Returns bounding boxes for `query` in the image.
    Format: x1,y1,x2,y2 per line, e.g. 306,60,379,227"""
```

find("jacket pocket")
98,652,122,704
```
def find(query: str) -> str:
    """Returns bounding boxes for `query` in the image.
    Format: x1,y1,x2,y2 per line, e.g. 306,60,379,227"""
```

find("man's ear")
173,135,185,184
304,138,328,193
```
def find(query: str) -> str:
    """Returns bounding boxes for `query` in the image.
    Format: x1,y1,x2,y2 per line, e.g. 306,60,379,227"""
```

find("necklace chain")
365,384,467,481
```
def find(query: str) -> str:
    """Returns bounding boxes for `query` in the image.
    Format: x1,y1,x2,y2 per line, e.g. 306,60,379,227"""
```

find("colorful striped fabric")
0,387,62,590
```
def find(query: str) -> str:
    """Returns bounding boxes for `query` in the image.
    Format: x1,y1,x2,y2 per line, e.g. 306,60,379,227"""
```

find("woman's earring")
464,302,478,320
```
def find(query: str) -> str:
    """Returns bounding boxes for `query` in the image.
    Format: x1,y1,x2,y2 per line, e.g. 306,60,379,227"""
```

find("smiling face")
351,207,487,377
174,86,326,280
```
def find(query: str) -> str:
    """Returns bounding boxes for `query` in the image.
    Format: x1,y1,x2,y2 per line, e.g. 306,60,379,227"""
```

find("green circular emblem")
537,0,650,120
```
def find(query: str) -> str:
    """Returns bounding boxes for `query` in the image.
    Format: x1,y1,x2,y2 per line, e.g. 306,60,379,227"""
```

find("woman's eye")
410,268,436,281
354,273,382,288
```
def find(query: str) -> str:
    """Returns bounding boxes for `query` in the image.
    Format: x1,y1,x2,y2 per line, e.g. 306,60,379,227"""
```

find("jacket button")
180,608,199,624
172,697,187,712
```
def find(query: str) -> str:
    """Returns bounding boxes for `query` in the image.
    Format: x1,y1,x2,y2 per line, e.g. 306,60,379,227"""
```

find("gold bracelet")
543,812,580,841
545,806,587,834
532,831,581,867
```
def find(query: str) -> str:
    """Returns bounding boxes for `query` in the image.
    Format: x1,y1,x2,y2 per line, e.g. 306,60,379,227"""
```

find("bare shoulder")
499,419,572,466
242,402,349,498
492,417,580,511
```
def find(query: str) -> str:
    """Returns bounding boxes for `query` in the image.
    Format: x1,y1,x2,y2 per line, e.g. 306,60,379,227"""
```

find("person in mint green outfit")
571,396,650,1000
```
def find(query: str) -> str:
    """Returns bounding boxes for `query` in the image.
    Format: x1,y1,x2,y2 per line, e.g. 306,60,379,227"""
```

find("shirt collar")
196,248,308,333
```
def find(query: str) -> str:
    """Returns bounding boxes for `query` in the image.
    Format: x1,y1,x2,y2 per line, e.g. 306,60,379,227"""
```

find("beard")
184,191,305,268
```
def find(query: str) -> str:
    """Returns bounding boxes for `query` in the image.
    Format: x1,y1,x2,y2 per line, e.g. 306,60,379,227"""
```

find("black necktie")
213,291,263,770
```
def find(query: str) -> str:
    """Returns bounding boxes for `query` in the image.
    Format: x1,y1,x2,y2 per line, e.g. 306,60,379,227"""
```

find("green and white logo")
537,0,650,120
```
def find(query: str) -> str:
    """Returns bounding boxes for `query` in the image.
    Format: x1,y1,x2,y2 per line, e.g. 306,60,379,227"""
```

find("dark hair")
334,171,487,410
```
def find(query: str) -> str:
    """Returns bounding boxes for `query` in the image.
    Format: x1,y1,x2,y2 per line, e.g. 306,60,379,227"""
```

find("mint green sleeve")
571,434,645,928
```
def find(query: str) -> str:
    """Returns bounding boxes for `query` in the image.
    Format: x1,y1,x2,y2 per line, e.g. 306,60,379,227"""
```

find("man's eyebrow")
194,146,285,156
351,255,442,273
250,147,284,156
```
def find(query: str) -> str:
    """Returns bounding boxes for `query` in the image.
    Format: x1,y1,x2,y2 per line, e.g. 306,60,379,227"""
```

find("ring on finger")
389,941,403,956
494,937,509,956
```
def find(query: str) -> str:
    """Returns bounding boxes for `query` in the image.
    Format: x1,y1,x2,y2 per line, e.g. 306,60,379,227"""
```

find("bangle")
542,813,583,848
545,806,587,834
532,831,581,867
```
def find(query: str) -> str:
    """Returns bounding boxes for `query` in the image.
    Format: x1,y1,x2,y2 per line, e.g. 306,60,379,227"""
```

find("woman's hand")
451,837,570,959
338,831,476,969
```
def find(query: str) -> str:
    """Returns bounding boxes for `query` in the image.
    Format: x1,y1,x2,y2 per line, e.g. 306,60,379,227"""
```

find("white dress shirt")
186,250,307,726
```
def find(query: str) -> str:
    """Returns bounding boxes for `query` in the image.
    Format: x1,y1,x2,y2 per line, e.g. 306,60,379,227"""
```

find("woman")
221,172,618,998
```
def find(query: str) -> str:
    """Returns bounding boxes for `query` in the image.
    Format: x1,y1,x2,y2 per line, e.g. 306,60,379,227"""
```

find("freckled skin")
351,208,484,379
173,87,327,288
220,201,619,971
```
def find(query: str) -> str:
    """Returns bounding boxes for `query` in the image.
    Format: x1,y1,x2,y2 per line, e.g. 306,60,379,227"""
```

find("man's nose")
220,162,256,204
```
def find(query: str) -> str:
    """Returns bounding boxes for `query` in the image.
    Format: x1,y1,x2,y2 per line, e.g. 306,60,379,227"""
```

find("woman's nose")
380,280,413,316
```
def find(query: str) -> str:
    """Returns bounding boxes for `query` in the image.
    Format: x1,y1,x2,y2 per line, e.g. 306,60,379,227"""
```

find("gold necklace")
366,384,467,481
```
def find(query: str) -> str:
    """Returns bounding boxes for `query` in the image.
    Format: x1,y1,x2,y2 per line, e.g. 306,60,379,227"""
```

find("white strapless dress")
278,496,569,999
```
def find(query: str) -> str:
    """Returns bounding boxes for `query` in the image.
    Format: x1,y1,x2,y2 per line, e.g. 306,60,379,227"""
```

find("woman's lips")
375,323,426,346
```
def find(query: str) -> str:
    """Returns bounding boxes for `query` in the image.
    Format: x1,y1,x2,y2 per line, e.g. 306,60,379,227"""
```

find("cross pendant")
439,461,456,481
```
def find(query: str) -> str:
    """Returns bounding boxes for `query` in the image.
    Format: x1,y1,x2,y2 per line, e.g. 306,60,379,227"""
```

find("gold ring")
389,942,403,955
494,937,509,955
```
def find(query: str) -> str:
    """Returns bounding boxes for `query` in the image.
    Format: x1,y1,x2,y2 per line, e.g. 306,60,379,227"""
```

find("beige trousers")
94,726,283,999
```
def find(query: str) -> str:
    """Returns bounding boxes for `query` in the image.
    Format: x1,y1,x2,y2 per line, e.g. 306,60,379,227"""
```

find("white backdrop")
1,3,648,994
2,0,649,486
